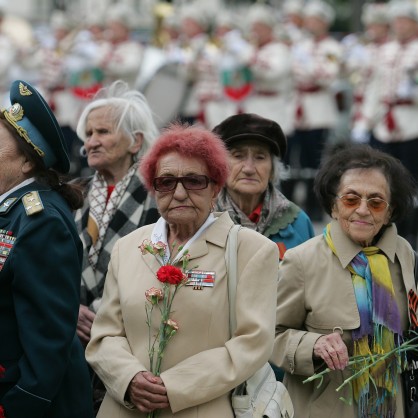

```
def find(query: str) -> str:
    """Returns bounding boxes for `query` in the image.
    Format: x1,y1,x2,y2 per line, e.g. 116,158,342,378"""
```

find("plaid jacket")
74,173,159,310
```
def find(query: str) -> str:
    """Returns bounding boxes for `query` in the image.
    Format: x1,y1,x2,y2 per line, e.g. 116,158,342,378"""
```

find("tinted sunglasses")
153,175,211,192
336,194,389,213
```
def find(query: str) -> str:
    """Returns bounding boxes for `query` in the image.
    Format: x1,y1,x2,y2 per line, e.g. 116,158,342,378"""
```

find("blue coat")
266,202,315,259
0,182,94,418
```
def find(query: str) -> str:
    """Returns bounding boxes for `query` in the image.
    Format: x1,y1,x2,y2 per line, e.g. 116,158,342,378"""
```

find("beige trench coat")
86,212,279,417
271,220,416,418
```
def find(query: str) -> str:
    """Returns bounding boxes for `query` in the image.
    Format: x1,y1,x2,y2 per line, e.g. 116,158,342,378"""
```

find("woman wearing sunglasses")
272,144,417,418
85,123,279,417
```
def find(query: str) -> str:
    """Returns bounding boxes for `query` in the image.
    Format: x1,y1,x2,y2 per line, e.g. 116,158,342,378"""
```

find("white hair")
76,80,159,158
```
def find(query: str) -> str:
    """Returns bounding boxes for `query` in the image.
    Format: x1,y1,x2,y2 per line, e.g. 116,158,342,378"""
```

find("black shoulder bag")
403,252,418,417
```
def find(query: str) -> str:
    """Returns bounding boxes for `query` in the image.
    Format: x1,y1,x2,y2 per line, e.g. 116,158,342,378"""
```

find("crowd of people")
0,0,418,417
0,0,417,239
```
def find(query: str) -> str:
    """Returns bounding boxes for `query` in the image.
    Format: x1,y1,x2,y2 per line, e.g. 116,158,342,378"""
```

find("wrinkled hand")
127,371,169,413
77,304,95,344
313,332,349,371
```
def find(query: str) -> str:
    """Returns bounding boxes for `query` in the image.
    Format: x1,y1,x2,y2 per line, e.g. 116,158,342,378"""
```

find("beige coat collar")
330,220,398,268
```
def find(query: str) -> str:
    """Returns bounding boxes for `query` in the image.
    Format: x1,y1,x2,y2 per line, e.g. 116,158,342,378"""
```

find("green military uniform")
0,79,94,417
0,182,94,418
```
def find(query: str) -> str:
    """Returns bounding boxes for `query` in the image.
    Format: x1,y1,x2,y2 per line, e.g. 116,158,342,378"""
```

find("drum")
135,46,167,90
141,62,190,129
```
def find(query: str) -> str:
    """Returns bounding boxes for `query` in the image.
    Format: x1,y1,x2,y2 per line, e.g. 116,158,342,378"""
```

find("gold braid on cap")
2,103,45,157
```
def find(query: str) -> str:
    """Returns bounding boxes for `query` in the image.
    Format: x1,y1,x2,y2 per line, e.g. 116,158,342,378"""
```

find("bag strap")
226,224,241,336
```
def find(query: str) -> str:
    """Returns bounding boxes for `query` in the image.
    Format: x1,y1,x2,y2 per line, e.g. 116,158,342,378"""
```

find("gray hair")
76,80,159,158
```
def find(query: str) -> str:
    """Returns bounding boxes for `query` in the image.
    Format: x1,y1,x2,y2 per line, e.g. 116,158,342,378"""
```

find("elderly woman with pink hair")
85,123,279,418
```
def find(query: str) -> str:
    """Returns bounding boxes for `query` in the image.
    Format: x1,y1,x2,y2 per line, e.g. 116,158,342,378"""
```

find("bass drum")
141,62,190,129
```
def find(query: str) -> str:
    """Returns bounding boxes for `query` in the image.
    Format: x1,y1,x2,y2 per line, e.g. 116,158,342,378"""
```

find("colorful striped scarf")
324,224,402,418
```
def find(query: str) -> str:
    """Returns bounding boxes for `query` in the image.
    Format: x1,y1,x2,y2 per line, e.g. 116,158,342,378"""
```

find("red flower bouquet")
140,240,192,417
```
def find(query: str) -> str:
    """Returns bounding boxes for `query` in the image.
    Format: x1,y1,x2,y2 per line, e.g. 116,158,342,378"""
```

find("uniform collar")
330,219,398,268
0,178,35,204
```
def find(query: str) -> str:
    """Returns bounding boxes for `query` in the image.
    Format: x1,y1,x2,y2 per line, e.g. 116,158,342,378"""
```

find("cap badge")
2,104,45,158
19,82,32,96
7,103,23,122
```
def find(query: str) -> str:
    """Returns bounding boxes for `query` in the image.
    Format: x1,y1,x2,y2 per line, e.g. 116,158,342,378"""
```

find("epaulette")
22,191,44,216
0,197,20,215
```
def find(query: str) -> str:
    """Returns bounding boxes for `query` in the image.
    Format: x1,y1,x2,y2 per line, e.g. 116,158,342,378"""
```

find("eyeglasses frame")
153,175,212,192
336,194,390,212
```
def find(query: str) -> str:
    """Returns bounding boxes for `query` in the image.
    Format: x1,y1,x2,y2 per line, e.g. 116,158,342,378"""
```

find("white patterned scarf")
87,162,139,269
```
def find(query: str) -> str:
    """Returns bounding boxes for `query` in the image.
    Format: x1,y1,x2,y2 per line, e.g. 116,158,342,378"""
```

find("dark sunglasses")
336,194,389,213
153,175,211,192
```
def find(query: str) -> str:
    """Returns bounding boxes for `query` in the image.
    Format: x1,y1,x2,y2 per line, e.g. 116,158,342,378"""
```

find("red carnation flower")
156,265,185,285
0,405,5,418
0,364,5,378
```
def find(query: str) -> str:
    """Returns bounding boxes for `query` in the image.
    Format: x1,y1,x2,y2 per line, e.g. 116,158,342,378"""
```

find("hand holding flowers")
304,332,418,405
139,239,192,417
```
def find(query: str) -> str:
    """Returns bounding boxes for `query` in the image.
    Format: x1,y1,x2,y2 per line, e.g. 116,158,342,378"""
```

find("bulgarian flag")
69,68,104,99
222,65,253,102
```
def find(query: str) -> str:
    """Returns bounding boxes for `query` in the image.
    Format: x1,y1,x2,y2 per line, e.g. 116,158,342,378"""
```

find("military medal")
186,270,216,290
0,229,16,271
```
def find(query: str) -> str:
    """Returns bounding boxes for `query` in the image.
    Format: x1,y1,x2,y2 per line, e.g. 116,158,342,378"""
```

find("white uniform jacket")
292,35,343,130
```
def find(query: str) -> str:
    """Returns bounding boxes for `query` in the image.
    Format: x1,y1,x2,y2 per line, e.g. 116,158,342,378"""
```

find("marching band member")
283,0,342,222
346,3,390,143
203,10,252,129
242,4,295,137
176,4,215,125
95,3,143,89
23,10,96,176
281,0,306,45
359,0,418,247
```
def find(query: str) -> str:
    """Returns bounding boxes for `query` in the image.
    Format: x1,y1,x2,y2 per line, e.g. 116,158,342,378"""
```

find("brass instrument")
152,2,174,48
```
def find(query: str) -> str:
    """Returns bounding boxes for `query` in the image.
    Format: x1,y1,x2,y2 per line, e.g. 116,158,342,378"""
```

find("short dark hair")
314,144,417,223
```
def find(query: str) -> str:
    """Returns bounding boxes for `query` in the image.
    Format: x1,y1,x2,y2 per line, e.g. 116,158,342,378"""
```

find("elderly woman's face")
331,168,391,246
0,123,30,195
154,152,220,228
226,140,273,203
84,106,140,180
